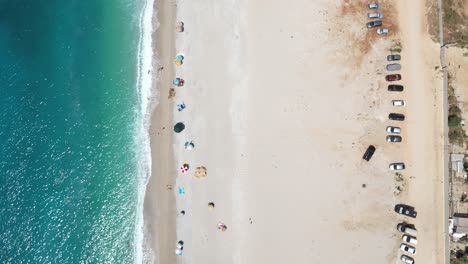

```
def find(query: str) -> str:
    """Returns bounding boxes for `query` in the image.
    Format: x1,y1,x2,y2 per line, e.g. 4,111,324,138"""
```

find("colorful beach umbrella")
180,163,189,173
184,141,195,150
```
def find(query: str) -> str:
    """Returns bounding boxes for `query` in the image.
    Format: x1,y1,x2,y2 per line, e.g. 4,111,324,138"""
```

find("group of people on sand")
170,21,227,257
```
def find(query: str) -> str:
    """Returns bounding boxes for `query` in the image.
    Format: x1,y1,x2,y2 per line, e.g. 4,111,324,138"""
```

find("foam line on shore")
133,0,156,262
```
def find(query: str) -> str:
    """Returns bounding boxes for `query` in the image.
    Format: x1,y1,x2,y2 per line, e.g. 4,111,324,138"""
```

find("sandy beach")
144,0,446,263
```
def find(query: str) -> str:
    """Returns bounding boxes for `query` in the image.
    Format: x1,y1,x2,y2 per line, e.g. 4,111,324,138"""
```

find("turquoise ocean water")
0,0,154,262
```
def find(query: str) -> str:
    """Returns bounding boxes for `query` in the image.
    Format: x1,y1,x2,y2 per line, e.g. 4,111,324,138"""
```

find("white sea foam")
133,0,157,263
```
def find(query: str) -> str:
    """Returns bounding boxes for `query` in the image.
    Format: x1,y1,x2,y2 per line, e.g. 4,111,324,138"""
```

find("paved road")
437,0,450,261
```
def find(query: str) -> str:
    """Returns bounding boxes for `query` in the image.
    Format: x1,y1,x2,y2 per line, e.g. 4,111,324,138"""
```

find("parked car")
387,135,402,142
386,74,401,81
392,100,406,107
400,243,416,255
397,223,417,236
389,113,405,121
367,20,382,28
389,163,405,170
368,3,381,9
386,63,401,71
368,12,383,19
401,255,415,264
395,204,417,218
386,126,401,134
402,235,418,245
387,54,401,61
377,28,389,35
362,145,376,161
388,85,404,92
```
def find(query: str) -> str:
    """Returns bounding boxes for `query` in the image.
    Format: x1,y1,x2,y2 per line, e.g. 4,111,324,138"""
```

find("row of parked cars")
361,22,417,262
385,50,418,264
367,3,389,35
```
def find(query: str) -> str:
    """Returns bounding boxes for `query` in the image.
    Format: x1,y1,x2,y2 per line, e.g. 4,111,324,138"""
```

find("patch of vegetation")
450,105,463,116
452,248,468,264
449,127,465,144
443,0,468,48
389,40,402,53
449,115,463,127
464,53,468,57
448,73,466,145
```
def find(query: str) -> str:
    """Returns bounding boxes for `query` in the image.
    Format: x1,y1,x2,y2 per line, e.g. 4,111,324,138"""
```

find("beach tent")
174,122,185,133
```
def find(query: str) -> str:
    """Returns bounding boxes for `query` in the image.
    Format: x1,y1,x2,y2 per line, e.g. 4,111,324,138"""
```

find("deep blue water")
0,0,144,262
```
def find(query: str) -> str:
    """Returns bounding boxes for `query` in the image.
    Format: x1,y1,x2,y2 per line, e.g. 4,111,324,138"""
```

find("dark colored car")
389,113,405,121
388,85,404,92
387,54,401,61
367,20,382,28
387,135,402,142
362,145,376,161
386,74,401,81
395,204,417,218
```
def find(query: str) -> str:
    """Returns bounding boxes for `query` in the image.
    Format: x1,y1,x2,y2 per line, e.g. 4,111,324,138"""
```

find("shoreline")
143,0,177,263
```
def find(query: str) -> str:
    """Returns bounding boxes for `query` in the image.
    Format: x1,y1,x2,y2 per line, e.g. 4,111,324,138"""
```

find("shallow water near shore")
0,0,153,262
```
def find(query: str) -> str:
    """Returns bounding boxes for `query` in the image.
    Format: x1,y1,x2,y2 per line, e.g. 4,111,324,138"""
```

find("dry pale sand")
144,0,446,263
395,0,446,262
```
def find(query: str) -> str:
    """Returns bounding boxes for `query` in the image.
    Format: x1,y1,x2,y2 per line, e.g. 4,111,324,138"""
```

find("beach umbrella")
208,202,215,210
176,55,184,61
217,222,227,232
180,163,189,173
175,60,183,66
175,249,182,255
173,78,180,85
174,122,185,133
184,141,195,150
176,22,185,32
194,166,207,178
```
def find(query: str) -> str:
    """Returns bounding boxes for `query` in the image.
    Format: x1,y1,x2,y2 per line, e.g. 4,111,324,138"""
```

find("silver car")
368,3,381,9
390,163,405,170
386,126,401,134
401,255,414,264
368,12,383,19
377,28,389,35
386,63,401,71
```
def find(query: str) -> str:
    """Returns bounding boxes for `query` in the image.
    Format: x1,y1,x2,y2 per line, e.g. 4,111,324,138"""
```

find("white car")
392,100,406,107
400,243,416,255
377,28,389,35
390,163,405,170
402,235,418,245
368,12,383,19
401,255,415,264
368,3,381,9
386,126,401,134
